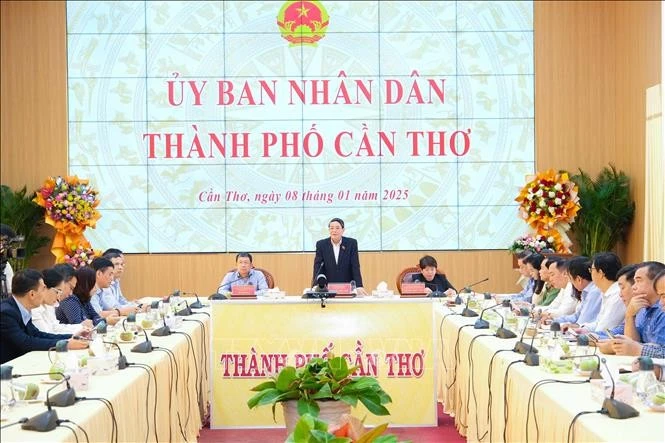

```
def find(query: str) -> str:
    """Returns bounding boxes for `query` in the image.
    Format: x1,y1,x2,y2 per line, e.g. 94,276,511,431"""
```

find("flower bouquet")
508,234,556,254
63,243,99,269
515,169,580,253
33,176,102,263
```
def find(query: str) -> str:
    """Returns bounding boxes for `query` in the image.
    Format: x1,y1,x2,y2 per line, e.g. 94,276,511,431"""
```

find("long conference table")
434,302,665,442
1,301,210,443
3,295,664,442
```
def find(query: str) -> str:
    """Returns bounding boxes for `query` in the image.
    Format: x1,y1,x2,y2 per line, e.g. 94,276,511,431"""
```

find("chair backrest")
227,267,275,289
395,266,446,293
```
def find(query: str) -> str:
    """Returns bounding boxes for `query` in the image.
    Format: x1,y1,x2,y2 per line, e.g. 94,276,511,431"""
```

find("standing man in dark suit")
0,269,88,364
313,218,367,296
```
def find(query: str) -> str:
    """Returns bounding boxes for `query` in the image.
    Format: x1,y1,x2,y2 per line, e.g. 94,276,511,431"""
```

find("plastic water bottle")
635,357,661,404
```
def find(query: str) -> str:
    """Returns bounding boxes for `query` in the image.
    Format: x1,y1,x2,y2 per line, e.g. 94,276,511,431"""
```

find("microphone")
561,354,602,379
95,320,108,334
21,375,73,432
474,302,503,329
550,321,561,338
524,319,541,366
459,277,489,316
131,328,153,354
312,261,325,286
151,317,171,337
175,300,193,317
315,274,328,291
0,368,76,408
216,274,250,294
495,301,517,339
103,341,128,369
600,358,639,419
514,310,539,355
187,292,205,309
461,292,479,318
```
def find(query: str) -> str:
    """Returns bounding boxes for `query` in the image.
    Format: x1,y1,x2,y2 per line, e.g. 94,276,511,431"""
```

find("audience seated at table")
31,267,92,334
539,259,577,319
594,263,638,346
90,251,140,315
0,269,88,364
578,252,624,332
533,256,561,306
610,262,665,358
511,251,536,303
552,256,602,330
56,266,118,326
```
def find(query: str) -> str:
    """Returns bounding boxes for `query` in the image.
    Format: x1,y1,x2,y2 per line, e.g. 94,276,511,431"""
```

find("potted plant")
0,185,50,270
247,355,392,434
571,164,635,257
287,413,402,443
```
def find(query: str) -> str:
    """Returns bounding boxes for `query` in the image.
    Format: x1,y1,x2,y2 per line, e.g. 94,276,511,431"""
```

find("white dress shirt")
31,303,81,334
585,281,625,331
542,282,578,317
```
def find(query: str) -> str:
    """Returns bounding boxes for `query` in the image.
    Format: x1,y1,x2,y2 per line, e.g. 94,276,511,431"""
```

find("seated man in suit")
0,269,88,364
313,218,367,296
411,255,456,296
218,252,268,295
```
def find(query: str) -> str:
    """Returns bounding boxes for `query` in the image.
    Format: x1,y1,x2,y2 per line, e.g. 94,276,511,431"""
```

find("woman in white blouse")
31,267,92,334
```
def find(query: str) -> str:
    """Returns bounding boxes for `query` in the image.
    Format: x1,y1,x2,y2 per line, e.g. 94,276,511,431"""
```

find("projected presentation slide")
66,1,534,253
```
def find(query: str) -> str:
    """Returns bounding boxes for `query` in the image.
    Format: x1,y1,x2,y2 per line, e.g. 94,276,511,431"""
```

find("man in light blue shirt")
90,251,137,316
217,252,268,295
555,256,602,328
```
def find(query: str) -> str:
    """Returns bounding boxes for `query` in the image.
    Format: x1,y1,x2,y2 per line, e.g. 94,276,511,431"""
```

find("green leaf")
249,380,276,392
298,398,320,417
310,383,333,400
358,395,391,416
291,414,315,442
255,388,283,406
339,394,358,407
340,377,379,392
329,356,349,381
276,366,297,391
372,436,399,443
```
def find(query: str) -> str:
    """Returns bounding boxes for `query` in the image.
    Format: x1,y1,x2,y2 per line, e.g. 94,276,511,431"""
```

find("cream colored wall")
1,1,661,298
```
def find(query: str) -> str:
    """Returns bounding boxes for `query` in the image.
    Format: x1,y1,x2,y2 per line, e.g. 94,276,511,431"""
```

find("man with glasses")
0,269,88,364
553,256,602,331
312,218,367,296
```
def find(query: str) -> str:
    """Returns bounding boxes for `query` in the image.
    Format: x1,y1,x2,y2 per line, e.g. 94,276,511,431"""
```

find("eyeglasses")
51,287,63,295
588,266,597,273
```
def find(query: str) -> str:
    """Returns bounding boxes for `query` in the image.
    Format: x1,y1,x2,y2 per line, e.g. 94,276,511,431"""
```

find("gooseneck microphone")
175,300,193,317
151,317,171,337
103,341,128,369
474,302,503,329
21,374,73,432
0,367,76,408
514,314,538,355
312,261,325,287
459,277,489,317
524,319,541,366
495,301,517,339
131,328,153,354
600,358,639,419
216,274,250,294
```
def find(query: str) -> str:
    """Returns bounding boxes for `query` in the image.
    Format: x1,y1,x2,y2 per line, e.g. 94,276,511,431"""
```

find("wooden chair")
228,267,275,289
395,266,446,293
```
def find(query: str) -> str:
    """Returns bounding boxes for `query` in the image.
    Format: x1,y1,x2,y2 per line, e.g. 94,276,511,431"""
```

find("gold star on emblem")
297,4,310,18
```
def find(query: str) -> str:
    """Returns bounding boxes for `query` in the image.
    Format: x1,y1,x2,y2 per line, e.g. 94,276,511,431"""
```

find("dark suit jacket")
313,236,363,287
0,297,71,364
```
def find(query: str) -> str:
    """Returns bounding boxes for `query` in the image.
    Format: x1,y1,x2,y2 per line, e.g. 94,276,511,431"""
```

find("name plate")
231,284,256,296
328,283,352,294
400,282,426,295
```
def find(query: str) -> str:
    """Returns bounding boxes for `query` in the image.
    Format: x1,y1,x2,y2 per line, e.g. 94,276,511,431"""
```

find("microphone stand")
21,375,73,432
103,341,128,369
600,358,639,419
151,317,172,337
175,300,193,317
131,328,153,354
524,319,541,366
474,302,503,329
459,277,489,317
495,302,517,339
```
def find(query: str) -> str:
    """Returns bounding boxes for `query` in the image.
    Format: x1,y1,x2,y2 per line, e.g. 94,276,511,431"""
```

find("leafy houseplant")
571,164,635,257
0,185,50,270
247,355,392,429
286,413,401,443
